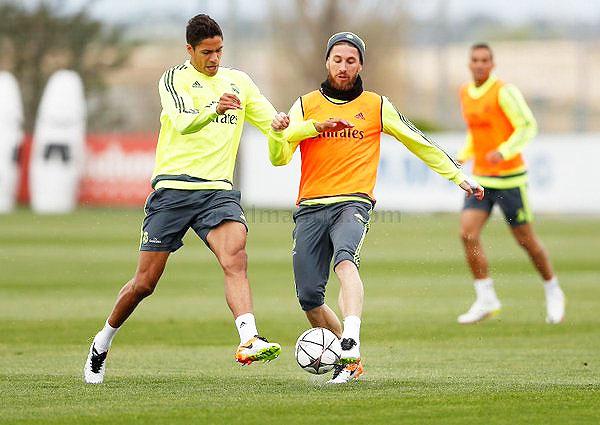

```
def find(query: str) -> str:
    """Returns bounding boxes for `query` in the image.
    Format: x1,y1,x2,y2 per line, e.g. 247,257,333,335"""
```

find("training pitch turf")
1,209,599,424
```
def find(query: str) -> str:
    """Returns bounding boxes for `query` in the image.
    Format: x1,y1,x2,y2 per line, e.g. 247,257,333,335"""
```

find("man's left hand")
486,150,504,164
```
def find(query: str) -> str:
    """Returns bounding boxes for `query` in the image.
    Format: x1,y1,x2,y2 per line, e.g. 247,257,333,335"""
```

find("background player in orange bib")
456,43,565,325
269,32,484,384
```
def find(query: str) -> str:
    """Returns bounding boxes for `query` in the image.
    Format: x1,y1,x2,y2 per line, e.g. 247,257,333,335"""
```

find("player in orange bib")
268,32,484,384
456,43,565,325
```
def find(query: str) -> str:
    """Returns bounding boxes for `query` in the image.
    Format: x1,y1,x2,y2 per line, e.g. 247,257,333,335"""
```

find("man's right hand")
460,179,485,200
271,112,290,131
314,118,354,133
216,93,242,115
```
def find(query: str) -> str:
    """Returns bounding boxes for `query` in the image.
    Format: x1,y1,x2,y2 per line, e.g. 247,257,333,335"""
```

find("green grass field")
1,209,599,424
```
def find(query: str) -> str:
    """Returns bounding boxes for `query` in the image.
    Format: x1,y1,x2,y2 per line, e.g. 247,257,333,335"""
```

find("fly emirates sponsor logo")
317,127,365,140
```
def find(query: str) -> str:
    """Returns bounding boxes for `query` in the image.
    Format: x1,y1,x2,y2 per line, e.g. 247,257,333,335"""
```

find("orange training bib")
297,90,382,204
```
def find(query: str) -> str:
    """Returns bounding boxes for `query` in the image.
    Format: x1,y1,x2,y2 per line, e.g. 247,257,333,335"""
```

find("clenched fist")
216,93,242,115
271,112,290,131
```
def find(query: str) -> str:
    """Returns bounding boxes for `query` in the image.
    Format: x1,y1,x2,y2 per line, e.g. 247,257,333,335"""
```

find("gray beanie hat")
325,32,366,63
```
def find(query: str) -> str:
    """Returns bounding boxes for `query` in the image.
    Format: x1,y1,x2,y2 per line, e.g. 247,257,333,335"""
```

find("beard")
327,73,358,91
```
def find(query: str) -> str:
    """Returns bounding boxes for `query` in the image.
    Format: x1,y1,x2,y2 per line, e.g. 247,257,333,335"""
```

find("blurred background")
3,0,600,212
1,0,600,210
2,3,599,422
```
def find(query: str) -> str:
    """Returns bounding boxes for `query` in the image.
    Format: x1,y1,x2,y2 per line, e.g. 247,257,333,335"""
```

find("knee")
304,305,325,322
220,248,247,277
334,259,357,276
132,277,156,298
460,228,480,244
296,284,324,312
131,271,159,298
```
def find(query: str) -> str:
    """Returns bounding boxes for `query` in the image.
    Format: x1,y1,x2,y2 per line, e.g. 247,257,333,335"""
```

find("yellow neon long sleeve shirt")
153,60,277,190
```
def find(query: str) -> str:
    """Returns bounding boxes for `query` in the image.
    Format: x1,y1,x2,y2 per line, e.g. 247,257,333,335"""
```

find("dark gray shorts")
463,184,533,227
140,189,247,252
292,201,372,311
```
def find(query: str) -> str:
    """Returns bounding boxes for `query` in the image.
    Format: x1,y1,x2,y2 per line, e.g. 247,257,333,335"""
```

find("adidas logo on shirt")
354,112,365,120
192,81,202,88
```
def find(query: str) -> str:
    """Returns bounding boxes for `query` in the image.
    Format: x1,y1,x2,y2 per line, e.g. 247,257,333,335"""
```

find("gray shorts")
292,201,372,311
140,189,247,252
463,184,533,227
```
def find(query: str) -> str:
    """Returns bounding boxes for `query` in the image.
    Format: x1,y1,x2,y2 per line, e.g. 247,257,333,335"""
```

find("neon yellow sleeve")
382,96,467,185
268,97,319,166
497,84,538,160
158,69,218,135
457,131,474,163
242,73,278,136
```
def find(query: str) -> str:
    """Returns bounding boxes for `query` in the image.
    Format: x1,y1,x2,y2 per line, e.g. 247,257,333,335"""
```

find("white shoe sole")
458,308,501,325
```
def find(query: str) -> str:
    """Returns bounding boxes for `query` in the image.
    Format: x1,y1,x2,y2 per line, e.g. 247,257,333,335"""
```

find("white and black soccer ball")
295,327,342,374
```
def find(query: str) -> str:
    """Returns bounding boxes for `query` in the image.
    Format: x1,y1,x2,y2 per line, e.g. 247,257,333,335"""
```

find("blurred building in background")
4,0,600,133
97,0,600,133
2,0,600,210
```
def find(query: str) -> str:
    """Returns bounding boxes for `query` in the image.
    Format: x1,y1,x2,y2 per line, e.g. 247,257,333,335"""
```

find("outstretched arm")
242,73,278,136
267,98,353,166
382,96,483,200
267,98,309,166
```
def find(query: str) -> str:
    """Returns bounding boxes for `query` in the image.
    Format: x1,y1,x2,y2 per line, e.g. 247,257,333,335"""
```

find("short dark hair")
471,42,493,59
186,14,223,47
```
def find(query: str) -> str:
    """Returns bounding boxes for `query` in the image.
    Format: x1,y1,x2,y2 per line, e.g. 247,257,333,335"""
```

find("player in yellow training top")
268,32,484,384
83,14,298,383
456,43,565,325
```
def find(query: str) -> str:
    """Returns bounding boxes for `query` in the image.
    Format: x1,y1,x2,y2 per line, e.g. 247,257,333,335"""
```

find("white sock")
93,320,119,352
235,313,258,344
341,315,361,347
474,278,497,302
544,276,560,293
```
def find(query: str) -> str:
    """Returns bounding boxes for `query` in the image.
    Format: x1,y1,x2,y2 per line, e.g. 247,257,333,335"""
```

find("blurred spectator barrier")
19,133,156,207
240,129,600,214
14,129,600,213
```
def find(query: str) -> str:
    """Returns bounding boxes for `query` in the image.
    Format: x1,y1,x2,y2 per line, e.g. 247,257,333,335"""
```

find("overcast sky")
19,0,600,24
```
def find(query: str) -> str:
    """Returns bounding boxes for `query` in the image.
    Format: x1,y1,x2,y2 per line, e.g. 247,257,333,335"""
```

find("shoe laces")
90,346,107,373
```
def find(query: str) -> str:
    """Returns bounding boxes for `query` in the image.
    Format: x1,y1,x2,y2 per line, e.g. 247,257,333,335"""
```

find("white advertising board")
30,70,86,214
240,128,600,213
0,72,23,213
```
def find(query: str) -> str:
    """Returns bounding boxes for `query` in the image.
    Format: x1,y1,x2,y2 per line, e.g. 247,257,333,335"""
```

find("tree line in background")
1,0,594,133
0,0,134,132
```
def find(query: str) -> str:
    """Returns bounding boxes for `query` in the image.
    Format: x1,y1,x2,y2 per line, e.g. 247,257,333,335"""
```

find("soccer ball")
295,327,342,374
